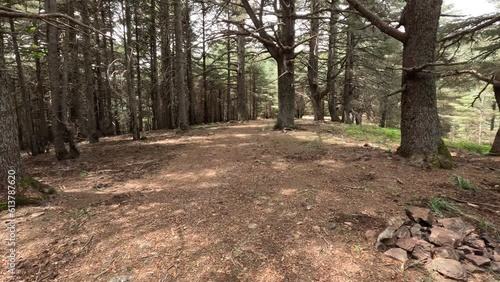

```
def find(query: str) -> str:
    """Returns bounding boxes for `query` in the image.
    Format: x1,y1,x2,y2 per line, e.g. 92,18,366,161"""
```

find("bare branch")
345,0,406,43
439,14,500,43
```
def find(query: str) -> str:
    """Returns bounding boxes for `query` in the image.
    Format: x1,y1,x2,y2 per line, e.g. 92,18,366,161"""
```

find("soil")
1,120,499,282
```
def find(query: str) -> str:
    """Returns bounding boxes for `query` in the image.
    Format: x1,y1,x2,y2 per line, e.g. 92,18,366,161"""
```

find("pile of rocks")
375,207,500,281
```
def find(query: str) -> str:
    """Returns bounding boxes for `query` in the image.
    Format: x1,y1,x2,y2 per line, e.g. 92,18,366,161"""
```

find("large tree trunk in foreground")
346,0,451,167
398,0,446,160
0,31,22,194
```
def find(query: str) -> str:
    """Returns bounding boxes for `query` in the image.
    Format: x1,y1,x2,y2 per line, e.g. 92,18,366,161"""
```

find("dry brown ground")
1,120,500,282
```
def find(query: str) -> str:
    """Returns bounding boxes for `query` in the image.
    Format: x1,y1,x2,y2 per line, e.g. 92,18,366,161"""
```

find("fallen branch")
445,196,500,211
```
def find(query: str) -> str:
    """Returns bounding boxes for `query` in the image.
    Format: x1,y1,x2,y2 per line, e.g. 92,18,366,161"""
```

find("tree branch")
439,14,500,43
345,0,406,43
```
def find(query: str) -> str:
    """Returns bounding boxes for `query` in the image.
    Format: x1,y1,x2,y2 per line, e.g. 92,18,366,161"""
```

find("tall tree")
46,0,76,160
327,0,341,122
346,0,452,166
9,18,36,153
0,26,22,192
342,29,356,124
124,0,141,139
81,0,99,143
240,0,296,129
174,0,188,130
307,0,324,121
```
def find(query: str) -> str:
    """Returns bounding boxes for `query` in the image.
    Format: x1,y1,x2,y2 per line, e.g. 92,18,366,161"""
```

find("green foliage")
451,174,478,192
446,140,491,155
428,197,460,217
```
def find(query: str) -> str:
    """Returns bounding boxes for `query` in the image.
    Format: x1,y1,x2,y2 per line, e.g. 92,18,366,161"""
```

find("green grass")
427,197,461,217
452,174,478,192
342,124,490,155
446,140,491,155
344,125,400,149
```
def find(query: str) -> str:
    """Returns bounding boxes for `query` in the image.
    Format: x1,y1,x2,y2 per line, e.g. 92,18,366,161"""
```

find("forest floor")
2,119,500,282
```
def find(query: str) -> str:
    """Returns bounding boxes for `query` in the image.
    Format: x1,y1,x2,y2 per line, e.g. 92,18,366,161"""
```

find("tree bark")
237,22,248,121
150,0,160,130
398,0,445,159
490,77,500,155
0,26,23,194
308,0,323,121
46,0,74,160
81,1,99,143
32,24,49,152
124,0,141,139
346,0,451,165
327,0,341,122
185,1,196,125
9,18,37,154
174,0,188,130
342,29,355,124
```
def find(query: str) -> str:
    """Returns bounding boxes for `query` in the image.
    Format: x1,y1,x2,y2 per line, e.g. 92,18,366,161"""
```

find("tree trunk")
342,29,355,124
237,23,248,121
0,26,23,194
308,0,324,121
398,0,448,161
174,0,188,130
185,1,196,125
327,0,341,122
47,0,75,160
490,84,500,155
150,0,160,130
9,18,38,155
32,24,49,152
81,1,99,143
274,0,296,129
134,4,143,132
202,2,209,124
125,0,141,139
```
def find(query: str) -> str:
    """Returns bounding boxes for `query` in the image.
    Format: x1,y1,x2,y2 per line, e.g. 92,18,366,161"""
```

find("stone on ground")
425,258,467,281
384,248,408,262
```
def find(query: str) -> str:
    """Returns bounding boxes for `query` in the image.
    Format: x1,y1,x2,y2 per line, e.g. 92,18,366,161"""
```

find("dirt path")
2,120,500,281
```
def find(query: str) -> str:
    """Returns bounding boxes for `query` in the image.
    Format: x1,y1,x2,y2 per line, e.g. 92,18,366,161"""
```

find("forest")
0,0,500,281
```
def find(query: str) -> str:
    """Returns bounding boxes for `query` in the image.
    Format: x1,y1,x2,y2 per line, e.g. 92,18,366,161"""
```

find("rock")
312,225,321,232
365,229,378,243
480,234,498,248
491,261,500,273
405,207,433,226
457,245,485,256
412,240,433,262
248,223,258,229
493,249,500,262
464,254,490,267
375,226,396,251
434,247,461,261
464,262,486,274
410,224,425,238
327,221,337,230
396,237,419,252
394,226,411,239
384,248,408,262
467,239,485,250
425,258,467,281
428,226,463,248
436,218,475,237
387,216,406,228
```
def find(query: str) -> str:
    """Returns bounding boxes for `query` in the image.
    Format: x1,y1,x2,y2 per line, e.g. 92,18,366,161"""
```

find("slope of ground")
1,120,499,282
